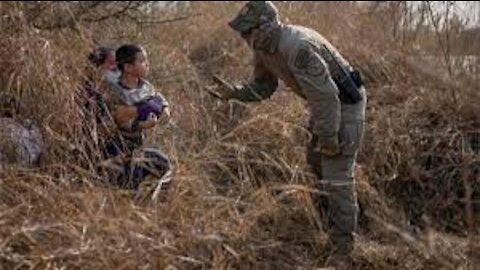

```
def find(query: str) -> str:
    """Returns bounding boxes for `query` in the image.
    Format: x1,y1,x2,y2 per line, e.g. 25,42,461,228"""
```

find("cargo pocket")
340,121,363,156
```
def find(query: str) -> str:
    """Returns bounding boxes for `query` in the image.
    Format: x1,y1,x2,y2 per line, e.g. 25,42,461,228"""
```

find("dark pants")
102,135,170,190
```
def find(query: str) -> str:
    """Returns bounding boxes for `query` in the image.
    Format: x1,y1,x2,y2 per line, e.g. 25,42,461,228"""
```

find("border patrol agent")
215,2,367,267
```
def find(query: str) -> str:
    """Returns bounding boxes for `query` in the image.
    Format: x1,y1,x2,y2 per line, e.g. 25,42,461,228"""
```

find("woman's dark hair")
115,44,144,72
88,46,114,67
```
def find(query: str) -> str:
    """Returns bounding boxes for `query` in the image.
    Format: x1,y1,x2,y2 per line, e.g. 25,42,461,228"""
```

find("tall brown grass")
0,2,478,269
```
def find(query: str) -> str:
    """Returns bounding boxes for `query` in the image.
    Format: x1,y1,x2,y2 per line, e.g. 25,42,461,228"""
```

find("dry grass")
0,2,478,269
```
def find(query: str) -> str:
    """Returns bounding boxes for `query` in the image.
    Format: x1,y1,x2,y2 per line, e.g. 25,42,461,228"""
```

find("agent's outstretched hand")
204,74,237,101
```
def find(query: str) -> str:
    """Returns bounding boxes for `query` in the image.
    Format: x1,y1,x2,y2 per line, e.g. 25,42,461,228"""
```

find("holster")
333,69,363,104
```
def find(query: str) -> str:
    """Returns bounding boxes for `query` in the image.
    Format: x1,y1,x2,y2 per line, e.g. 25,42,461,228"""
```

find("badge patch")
294,48,327,77
294,49,310,69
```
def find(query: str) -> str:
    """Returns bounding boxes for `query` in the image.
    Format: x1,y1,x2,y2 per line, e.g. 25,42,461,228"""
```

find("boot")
319,237,354,269
325,254,353,270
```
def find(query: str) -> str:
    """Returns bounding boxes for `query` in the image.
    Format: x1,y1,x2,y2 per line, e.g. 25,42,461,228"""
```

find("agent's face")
241,30,255,48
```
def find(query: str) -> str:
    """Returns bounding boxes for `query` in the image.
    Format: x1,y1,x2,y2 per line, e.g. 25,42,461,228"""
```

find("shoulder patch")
294,48,310,69
293,46,327,77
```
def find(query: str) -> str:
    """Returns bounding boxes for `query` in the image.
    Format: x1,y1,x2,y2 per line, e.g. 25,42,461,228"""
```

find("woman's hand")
112,105,137,130
112,105,170,132
136,114,158,130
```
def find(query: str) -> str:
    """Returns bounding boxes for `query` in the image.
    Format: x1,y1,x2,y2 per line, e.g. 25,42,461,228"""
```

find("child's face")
125,50,149,78
101,52,117,71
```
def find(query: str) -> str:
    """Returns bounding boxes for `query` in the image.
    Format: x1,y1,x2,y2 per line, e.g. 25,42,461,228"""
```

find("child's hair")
115,44,144,72
88,46,115,67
